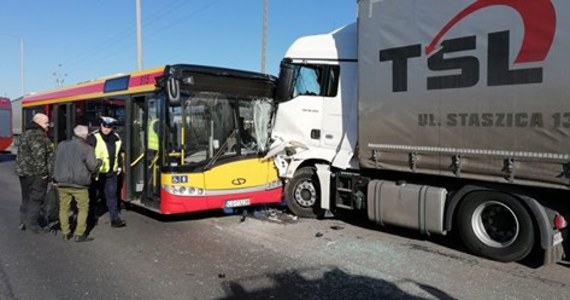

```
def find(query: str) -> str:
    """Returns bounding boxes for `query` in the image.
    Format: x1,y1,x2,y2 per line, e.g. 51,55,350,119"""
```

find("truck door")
276,63,325,148
322,62,358,168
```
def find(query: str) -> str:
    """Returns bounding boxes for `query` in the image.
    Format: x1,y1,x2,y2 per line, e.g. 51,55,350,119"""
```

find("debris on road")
240,206,298,224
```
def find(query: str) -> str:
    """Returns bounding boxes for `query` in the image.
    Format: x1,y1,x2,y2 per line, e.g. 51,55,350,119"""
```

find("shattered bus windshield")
167,91,273,169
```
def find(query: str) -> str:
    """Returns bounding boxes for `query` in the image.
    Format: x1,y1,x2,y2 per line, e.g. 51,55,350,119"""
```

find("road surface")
1,160,569,299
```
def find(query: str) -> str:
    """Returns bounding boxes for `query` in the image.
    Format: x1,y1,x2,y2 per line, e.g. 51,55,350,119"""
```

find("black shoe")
74,234,94,242
62,232,73,240
18,223,26,231
111,219,126,228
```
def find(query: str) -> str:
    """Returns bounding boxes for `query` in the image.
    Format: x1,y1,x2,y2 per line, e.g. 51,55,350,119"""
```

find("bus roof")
23,66,166,107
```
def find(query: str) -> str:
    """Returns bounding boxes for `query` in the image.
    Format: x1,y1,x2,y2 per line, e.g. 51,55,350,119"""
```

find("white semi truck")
269,0,570,264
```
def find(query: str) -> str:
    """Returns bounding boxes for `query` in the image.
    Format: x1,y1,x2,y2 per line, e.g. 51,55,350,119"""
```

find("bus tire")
457,191,535,262
284,167,323,218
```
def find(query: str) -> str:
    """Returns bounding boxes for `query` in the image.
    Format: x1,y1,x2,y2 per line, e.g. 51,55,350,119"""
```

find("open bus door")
126,95,162,211
52,103,73,144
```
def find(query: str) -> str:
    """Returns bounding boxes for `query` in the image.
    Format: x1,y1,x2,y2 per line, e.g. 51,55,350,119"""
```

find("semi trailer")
269,0,570,264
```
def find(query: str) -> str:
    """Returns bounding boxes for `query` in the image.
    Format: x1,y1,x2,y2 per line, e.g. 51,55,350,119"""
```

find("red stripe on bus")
23,70,165,105
23,83,104,104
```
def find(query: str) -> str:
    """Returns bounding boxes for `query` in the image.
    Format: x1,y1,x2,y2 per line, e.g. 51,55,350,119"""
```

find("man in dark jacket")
16,113,54,233
54,125,101,242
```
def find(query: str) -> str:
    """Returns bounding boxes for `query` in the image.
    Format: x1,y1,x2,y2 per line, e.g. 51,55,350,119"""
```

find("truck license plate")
225,198,250,208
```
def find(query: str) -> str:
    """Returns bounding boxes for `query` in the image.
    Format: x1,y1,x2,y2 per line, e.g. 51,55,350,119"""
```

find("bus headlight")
163,185,206,196
265,180,283,190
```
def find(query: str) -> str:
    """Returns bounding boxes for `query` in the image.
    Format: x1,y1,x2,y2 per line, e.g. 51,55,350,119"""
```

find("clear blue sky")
0,0,355,99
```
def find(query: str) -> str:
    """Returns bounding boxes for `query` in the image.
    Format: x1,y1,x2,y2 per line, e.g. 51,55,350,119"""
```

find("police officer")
87,116,126,228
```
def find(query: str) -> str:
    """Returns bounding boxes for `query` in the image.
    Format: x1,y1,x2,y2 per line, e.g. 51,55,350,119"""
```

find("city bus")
0,97,12,152
22,64,283,214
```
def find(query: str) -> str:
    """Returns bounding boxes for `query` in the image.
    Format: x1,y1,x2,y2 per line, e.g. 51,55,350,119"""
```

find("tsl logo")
379,0,556,92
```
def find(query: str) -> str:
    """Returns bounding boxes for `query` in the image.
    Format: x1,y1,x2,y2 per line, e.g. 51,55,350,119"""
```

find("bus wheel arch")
456,191,536,262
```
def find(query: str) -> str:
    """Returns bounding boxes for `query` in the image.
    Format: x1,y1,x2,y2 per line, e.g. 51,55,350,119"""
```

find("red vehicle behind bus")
0,97,12,152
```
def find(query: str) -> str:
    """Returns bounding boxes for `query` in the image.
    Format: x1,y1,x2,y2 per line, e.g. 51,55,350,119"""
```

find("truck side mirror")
275,63,295,103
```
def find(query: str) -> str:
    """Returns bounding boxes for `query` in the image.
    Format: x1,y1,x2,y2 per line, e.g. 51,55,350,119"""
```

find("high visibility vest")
148,119,159,151
94,132,122,173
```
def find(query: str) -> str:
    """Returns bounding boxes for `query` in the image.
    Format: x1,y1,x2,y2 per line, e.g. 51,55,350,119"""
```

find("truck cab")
271,24,358,215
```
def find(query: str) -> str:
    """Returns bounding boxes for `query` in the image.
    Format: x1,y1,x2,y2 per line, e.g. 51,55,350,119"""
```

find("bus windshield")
167,91,273,169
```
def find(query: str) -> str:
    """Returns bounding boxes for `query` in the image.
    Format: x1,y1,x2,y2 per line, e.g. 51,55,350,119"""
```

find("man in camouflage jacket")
16,113,54,233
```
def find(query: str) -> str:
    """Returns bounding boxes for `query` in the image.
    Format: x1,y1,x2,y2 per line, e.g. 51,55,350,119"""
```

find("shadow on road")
217,266,456,300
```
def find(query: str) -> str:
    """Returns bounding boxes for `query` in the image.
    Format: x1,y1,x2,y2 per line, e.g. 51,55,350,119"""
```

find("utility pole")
261,0,268,74
20,38,25,96
0,34,25,97
136,0,143,71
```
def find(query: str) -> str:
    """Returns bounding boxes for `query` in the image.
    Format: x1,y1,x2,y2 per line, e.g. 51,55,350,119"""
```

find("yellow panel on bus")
204,157,278,190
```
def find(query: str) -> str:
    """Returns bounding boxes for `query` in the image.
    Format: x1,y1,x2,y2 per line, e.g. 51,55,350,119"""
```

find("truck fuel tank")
367,180,447,235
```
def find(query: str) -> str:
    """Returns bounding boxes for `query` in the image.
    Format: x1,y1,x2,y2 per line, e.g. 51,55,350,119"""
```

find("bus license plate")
225,198,250,208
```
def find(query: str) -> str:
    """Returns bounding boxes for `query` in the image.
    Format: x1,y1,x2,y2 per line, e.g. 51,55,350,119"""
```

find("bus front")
142,65,282,214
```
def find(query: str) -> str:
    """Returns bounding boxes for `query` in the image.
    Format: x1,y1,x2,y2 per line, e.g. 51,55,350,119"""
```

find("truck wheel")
284,167,323,218
457,191,535,262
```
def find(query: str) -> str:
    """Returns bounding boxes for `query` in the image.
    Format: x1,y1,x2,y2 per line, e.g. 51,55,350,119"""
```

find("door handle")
310,129,320,139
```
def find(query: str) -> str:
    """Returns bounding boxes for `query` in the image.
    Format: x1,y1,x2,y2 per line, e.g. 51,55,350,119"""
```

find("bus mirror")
275,63,295,103
167,77,181,105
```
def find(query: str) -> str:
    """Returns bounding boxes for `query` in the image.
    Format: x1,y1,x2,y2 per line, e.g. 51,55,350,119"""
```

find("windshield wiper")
204,129,238,170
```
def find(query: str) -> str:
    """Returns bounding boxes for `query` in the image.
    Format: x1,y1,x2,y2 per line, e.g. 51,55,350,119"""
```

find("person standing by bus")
16,113,54,233
87,116,126,228
54,125,101,242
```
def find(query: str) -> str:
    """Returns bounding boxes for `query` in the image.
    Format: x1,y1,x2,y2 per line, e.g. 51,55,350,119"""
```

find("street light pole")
0,34,25,97
20,38,25,96
261,0,268,74
52,64,68,87
136,0,143,71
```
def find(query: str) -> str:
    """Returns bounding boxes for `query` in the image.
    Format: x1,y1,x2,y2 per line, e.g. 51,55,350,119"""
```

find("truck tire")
457,191,535,262
284,167,323,218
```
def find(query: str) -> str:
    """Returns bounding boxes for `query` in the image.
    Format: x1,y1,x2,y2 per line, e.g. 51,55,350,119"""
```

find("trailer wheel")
284,167,323,218
457,191,535,262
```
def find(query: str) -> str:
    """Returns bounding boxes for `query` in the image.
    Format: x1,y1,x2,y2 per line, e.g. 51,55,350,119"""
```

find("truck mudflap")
544,231,566,265
367,180,447,235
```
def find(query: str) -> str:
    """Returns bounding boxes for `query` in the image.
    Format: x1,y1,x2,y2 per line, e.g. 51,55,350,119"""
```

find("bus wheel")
284,167,323,218
457,191,535,262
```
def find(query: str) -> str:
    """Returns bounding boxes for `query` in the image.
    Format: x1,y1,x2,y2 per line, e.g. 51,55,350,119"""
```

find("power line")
64,0,193,76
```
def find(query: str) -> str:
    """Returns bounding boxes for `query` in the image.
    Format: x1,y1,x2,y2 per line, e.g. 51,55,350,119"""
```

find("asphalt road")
1,160,570,300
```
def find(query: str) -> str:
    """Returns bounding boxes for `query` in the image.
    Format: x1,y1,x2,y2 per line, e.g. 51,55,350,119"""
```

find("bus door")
52,103,73,144
128,96,160,209
145,97,161,201
127,97,146,204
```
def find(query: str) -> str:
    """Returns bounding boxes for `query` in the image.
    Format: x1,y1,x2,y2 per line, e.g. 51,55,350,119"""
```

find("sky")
0,0,356,100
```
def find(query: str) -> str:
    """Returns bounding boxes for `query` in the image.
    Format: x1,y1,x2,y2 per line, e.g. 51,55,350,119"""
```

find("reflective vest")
148,119,159,151
94,132,122,173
